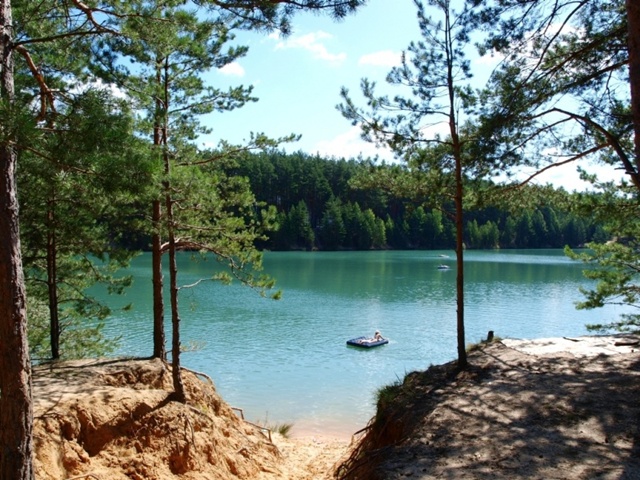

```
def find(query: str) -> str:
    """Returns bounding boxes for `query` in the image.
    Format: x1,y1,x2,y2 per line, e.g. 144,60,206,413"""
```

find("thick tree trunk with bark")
627,0,640,172
0,149,35,480
0,1,35,477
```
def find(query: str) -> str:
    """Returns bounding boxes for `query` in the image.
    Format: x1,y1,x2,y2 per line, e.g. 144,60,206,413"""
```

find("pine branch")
14,45,55,121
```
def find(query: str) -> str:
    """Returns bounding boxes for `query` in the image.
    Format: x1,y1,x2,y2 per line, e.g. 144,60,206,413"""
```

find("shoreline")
286,417,365,442
265,334,640,444
338,334,640,479
501,334,640,356
285,334,640,442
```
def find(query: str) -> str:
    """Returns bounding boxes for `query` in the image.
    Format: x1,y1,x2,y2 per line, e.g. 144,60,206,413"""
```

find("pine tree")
19,89,153,361
475,0,638,187
338,0,490,368
0,0,33,475
318,197,346,249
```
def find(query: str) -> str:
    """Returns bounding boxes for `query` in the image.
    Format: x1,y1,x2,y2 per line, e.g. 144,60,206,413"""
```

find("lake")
100,249,629,437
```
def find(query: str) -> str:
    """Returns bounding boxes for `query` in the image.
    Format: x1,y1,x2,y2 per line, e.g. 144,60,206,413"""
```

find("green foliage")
561,173,640,333
339,0,486,368
216,150,608,251
468,0,638,338
18,87,154,360
91,2,293,381
256,414,294,438
272,422,293,438
274,201,315,250
27,295,120,362
466,332,502,353
317,197,346,250
375,379,404,413
473,0,634,189
566,241,640,333
174,156,281,298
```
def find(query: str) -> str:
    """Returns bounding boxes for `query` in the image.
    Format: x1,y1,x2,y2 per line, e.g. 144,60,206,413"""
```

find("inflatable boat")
346,336,389,348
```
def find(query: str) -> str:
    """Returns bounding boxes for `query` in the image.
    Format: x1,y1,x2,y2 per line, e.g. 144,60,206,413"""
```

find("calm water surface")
101,250,629,436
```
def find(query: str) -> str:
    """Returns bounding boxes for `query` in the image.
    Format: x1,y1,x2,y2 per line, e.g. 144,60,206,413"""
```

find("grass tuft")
467,332,502,352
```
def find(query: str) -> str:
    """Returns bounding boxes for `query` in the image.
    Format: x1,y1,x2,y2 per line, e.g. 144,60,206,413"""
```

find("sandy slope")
337,335,640,479
32,357,353,480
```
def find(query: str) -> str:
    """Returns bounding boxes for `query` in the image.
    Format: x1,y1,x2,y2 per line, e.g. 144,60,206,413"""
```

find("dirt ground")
32,357,351,480
336,335,640,479
31,335,640,480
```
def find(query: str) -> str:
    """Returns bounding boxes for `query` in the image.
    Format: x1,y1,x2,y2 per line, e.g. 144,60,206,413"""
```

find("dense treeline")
228,151,607,251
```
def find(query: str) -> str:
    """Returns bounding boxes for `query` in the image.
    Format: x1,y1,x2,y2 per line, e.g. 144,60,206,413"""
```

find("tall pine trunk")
0,0,35,477
445,4,467,370
152,199,165,359
158,56,185,401
166,190,186,403
47,198,60,360
627,0,640,172
151,58,166,360
453,150,467,369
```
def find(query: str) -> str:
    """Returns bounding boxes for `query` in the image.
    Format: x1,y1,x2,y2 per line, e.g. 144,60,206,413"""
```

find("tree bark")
158,55,185,402
444,3,467,370
627,0,640,173
151,55,166,360
152,199,165,359
0,0,35,477
47,199,60,360
167,192,186,403
454,151,467,369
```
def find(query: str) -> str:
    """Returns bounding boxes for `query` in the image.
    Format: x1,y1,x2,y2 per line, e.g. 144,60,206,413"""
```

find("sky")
202,0,420,160
199,0,622,191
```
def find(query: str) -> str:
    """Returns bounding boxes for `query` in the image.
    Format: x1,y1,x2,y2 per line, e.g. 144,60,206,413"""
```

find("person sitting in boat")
374,330,383,341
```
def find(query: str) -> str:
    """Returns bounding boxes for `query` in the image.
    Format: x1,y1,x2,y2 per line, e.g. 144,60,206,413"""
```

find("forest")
226,150,606,251
1,0,640,478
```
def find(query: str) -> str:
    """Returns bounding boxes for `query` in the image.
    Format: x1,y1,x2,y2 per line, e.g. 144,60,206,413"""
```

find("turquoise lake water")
100,249,630,437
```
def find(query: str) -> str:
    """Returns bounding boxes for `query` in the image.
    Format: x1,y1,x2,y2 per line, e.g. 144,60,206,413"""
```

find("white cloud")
538,162,626,191
473,52,503,67
68,78,127,99
270,31,346,65
218,62,245,77
312,126,394,161
493,158,627,192
359,50,402,68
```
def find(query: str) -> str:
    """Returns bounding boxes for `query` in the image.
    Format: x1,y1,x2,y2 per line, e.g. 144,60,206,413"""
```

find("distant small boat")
346,336,389,348
438,254,450,258
437,264,451,270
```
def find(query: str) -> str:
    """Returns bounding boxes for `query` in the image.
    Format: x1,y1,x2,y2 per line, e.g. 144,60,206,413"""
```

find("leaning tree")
471,0,640,332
